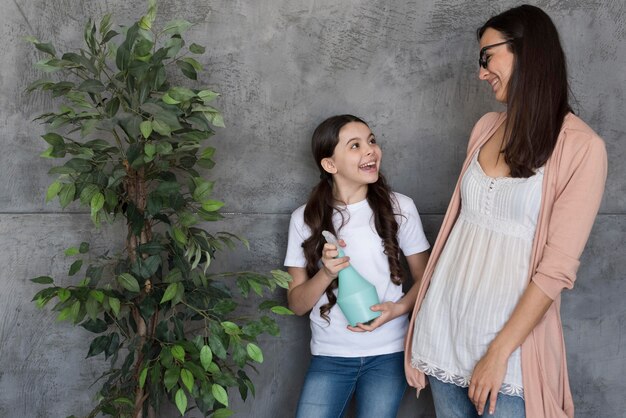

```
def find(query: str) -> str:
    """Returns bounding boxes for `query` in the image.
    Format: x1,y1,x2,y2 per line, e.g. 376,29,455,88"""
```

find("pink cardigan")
404,112,607,417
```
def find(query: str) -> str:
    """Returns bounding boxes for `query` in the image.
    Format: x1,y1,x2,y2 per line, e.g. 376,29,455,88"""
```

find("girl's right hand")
321,241,349,279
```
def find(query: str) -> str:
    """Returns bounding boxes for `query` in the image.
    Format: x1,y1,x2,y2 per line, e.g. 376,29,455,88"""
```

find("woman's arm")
287,242,350,316
347,250,429,332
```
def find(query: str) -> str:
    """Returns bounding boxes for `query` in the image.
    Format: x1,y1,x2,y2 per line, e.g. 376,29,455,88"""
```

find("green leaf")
46,181,62,203
164,366,180,391
156,142,173,155
180,368,194,392
270,306,294,315
108,297,120,317
171,345,185,362
42,133,64,148
30,276,54,284
61,52,97,74
90,192,105,212
165,35,184,58
201,200,224,212
151,119,171,136
212,409,234,418
189,43,205,54
58,288,71,302
105,332,120,358
246,343,264,363
89,289,104,303
78,277,91,287
81,318,107,333
133,255,160,279
56,306,72,321
271,269,293,289
79,242,90,253
162,19,193,35
140,121,153,139
68,259,83,276
171,226,187,245
160,282,178,304
192,180,214,203
182,57,202,71
200,345,212,371
65,158,92,173
117,273,140,293
212,384,228,407
144,142,156,158
221,321,240,336
154,110,182,131
104,96,120,117
162,93,180,105
139,16,152,30
174,388,187,416
176,60,197,80
198,90,219,102
208,333,227,360
139,367,148,389
211,113,225,128
101,29,119,44
33,41,57,56
164,268,182,283
84,290,98,315
168,87,195,102
87,335,109,357
59,183,76,208
78,79,105,94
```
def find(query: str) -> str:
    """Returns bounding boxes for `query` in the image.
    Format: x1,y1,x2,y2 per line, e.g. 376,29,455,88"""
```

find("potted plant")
27,1,291,417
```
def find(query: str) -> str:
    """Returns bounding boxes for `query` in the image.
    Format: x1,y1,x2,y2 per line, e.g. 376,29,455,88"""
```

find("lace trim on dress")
458,210,536,241
411,358,525,399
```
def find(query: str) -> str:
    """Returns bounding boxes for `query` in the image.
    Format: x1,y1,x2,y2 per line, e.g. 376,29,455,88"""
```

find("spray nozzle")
321,230,339,247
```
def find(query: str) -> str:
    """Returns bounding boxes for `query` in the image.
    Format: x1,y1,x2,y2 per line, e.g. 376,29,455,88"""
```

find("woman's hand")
468,349,509,415
346,301,402,332
320,241,349,279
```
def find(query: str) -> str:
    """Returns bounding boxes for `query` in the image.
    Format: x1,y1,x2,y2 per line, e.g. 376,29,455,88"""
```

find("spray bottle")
322,230,381,326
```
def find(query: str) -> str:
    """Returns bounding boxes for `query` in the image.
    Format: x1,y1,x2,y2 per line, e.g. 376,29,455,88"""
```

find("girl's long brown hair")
302,115,402,322
478,5,572,177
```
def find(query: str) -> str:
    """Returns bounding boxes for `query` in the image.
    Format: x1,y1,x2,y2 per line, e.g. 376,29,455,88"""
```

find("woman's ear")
321,157,337,174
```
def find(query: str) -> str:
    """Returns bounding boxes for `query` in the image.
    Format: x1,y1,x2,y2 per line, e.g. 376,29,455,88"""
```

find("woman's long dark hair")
478,5,572,177
302,115,402,322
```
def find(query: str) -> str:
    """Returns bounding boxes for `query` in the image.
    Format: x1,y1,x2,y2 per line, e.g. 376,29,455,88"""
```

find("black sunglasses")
479,40,512,69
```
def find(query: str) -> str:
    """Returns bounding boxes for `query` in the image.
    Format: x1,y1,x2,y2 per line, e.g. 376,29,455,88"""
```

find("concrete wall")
1,0,624,417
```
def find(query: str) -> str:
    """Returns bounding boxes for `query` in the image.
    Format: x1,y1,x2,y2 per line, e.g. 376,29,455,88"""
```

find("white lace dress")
411,151,544,398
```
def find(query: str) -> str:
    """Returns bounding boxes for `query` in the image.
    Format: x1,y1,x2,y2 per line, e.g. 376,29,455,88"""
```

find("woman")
405,5,607,418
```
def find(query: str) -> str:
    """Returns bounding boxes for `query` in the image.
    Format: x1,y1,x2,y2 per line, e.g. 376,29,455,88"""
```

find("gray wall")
0,0,624,417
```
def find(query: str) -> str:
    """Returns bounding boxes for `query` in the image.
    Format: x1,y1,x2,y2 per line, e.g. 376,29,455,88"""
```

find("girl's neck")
332,182,368,205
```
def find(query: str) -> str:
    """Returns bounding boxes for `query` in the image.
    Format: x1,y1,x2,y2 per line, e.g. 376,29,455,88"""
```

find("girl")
285,114,430,418
405,5,607,418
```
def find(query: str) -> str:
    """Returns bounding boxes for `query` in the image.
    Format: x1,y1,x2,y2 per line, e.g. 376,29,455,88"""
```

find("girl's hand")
468,349,509,415
346,301,401,332
321,240,349,279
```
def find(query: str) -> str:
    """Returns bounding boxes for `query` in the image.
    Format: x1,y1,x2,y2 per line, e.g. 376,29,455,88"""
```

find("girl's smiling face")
478,28,515,103
322,121,381,189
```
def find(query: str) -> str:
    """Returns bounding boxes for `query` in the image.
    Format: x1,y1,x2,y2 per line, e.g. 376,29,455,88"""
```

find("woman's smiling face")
478,28,515,103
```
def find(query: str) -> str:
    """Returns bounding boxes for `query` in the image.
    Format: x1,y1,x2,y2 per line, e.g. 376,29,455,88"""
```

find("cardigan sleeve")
531,129,608,300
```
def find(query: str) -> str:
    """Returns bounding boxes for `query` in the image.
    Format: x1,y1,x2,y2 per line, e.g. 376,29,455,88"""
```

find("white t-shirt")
284,192,430,357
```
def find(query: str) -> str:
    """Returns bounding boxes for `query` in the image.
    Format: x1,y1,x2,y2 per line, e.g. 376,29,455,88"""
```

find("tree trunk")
124,164,154,418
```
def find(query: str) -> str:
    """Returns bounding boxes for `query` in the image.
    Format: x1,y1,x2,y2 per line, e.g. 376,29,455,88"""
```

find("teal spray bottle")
322,231,381,326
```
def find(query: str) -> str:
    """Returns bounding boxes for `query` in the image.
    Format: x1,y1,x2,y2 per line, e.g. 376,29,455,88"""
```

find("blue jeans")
295,352,407,418
428,376,526,418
